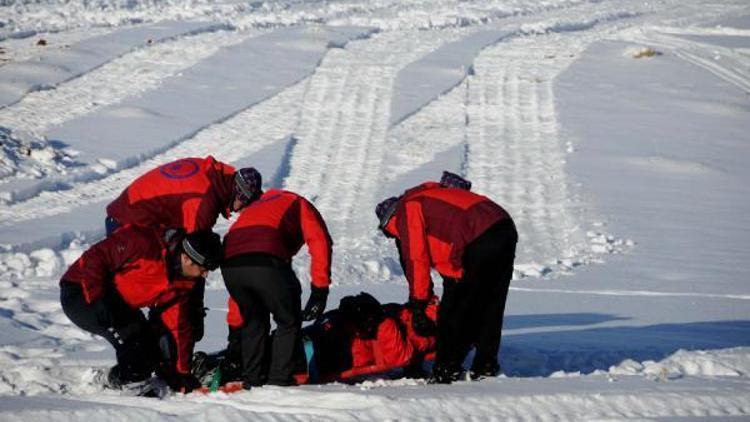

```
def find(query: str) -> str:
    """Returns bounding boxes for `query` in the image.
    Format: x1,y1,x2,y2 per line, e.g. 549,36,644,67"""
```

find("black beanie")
182,230,223,270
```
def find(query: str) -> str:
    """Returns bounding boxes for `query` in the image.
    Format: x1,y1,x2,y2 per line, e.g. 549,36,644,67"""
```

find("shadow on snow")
498,318,750,377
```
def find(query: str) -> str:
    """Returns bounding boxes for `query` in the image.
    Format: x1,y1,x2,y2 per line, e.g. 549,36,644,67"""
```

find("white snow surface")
1,0,749,420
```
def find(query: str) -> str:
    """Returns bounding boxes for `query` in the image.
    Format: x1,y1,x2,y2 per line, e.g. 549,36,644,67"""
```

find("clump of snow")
0,239,87,280
0,127,78,187
28,248,64,277
609,348,750,378
587,228,634,255
514,264,553,279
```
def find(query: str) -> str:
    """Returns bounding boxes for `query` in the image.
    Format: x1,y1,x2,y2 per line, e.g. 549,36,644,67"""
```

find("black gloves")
302,286,329,321
408,298,437,337
161,369,201,393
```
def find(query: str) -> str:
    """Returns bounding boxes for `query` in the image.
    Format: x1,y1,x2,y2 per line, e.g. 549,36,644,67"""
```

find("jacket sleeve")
61,229,144,303
157,284,196,374
396,200,433,301
187,157,237,232
299,198,333,288
372,318,413,368
227,297,244,328
351,337,375,368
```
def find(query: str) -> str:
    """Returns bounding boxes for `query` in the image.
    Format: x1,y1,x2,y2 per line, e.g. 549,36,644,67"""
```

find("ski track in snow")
283,30,463,241
0,29,252,138
0,79,306,229
632,27,750,95
465,34,589,270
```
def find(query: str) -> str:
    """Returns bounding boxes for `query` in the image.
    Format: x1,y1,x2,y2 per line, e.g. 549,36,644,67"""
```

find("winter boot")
102,364,153,394
429,362,463,384
469,361,499,381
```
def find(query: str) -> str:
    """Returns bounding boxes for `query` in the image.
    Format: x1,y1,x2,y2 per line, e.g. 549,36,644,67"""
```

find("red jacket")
107,156,236,233
224,190,333,328
224,189,333,288
340,300,439,380
227,297,244,329
60,226,200,374
351,318,414,370
383,182,511,301
397,297,438,356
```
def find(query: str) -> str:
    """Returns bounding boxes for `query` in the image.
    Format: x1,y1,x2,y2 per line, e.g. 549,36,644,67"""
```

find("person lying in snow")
59,227,223,393
307,292,439,383
192,292,438,387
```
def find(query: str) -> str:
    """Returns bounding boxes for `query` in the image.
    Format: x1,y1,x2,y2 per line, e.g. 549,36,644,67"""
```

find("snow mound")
609,347,750,379
0,127,79,189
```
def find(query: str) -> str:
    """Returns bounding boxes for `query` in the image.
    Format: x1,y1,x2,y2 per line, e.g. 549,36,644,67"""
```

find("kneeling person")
59,227,223,393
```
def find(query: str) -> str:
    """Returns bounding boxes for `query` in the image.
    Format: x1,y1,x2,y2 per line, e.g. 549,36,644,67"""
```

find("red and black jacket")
396,296,439,356
224,189,333,328
60,226,201,374
106,156,236,233
224,189,333,288
350,318,414,370
383,182,511,301
333,299,439,380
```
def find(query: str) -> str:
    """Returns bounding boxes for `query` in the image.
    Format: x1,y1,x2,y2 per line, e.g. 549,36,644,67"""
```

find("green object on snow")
209,366,222,392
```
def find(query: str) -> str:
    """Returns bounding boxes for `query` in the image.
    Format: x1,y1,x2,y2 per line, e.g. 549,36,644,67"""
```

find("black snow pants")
60,282,161,382
435,219,518,372
221,254,303,387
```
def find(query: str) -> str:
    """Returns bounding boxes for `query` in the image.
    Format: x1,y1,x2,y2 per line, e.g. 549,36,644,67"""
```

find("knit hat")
440,170,472,191
182,230,223,271
375,196,399,230
234,167,263,205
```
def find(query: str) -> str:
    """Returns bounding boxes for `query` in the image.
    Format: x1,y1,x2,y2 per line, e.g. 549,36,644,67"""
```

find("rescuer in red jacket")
375,171,517,384
106,156,263,235
222,189,333,387
59,227,223,393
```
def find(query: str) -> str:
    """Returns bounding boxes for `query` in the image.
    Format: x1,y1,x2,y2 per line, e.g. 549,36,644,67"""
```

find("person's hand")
190,306,207,342
302,286,329,321
408,299,437,337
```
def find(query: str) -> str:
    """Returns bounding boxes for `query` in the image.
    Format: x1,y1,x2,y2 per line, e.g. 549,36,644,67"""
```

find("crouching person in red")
376,171,517,384
59,227,223,393
222,189,333,388
106,156,263,235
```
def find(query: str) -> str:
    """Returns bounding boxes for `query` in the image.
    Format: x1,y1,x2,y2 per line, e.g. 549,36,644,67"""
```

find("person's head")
439,170,472,191
339,292,383,338
180,230,223,279
232,167,263,212
375,196,400,234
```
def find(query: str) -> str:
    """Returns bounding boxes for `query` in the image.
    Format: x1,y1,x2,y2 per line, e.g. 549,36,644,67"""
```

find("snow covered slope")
1,0,749,420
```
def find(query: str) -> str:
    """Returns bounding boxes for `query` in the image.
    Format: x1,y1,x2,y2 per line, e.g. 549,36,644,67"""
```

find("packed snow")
1,0,749,420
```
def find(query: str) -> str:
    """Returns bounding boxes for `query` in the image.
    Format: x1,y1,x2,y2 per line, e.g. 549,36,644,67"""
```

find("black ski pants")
435,219,517,371
60,282,161,382
221,254,302,386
